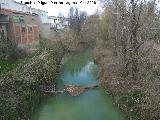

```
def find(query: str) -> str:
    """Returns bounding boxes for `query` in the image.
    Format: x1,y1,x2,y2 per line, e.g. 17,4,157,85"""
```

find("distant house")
48,16,69,31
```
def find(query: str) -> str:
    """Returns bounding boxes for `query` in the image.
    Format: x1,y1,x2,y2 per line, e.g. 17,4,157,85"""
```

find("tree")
99,0,160,119
100,0,158,81
68,7,87,34
68,7,74,29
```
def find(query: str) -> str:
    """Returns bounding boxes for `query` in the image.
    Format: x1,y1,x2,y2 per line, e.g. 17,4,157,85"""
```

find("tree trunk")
130,0,139,81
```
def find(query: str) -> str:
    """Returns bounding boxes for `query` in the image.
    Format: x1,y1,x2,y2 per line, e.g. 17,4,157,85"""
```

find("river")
31,51,125,120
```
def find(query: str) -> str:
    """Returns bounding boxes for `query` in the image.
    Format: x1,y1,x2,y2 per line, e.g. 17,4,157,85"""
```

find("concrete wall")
40,23,51,39
31,8,49,23
40,11,49,23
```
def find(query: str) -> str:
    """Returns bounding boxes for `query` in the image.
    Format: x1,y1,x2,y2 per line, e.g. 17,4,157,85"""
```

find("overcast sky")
15,0,100,16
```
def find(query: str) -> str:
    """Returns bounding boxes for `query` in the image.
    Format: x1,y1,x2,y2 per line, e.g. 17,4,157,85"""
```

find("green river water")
31,51,125,120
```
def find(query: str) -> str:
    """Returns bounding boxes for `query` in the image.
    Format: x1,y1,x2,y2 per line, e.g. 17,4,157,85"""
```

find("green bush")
0,49,59,120
0,37,26,60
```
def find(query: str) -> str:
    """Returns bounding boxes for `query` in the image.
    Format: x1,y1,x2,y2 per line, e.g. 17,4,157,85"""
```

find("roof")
14,1,28,7
48,16,56,19
14,0,48,14
31,8,48,13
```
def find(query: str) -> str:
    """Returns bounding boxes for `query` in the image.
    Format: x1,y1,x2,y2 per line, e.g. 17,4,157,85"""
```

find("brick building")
0,8,40,48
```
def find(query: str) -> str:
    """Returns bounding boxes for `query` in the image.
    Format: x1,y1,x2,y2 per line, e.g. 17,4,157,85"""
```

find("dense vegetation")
0,49,60,120
0,37,26,60
0,34,65,120
95,0,160,119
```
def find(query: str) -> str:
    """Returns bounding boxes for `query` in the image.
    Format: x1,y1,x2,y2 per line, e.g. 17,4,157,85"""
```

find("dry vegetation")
94,42,160,120
92,0,160,119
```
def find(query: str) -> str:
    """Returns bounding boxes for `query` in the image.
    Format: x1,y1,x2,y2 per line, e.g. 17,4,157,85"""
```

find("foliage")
0,60,20,75
39,37,50,48
68,7,87,34
0,49,59,120
100,4,112,47
94,0,160,119
0,37,26,60
80,14,101,47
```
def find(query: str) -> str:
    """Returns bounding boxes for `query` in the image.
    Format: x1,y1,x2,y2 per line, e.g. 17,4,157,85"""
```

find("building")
0,0,55,49
31,8,49,23
0,11,9,39
0,0,31,13
0,2,41,49
48,16,69,31
0,0,63,42
31,8,51,39
11,11,40,47
29,8,52,39
0,0,49,23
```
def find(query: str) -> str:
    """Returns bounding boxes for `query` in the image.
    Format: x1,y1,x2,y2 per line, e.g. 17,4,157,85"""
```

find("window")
32,17,35,21
29,27,32,32
19,16,25,23
1,3,5,6
22,27,25,32
22,7,24,11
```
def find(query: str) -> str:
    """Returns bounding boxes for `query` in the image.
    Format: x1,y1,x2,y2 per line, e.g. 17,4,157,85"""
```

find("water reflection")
63,51,93,75
62,61,99,86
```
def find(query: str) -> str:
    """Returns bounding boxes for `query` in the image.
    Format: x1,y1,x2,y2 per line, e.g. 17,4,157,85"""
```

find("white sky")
15,0,100,16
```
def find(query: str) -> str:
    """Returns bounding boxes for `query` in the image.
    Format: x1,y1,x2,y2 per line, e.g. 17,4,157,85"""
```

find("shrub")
0,49,59,120
0,37,26,60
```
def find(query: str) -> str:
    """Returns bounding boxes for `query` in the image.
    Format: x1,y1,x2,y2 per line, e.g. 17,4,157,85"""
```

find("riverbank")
0,49,62,120
94,43,160,120
94,47,143,120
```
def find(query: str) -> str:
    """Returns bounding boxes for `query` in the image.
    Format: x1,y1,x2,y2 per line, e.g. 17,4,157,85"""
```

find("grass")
0,60,20,74
0,48,43,75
